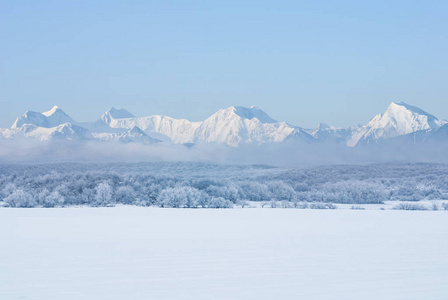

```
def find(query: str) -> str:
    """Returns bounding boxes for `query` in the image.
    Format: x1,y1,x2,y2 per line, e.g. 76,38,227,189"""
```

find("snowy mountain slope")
1,102,447,147
11,106,76,129
93,126,160,144
427,123,448,141
230,106,277,123
2,123,91,141
5,106,150,143
100,107,135,125
308,123,353,144
193,106,305,146
347,125,369,147
352,102,445,145
73,108,136,134
102,105,311,146
106,114,201,144
78,119,126,134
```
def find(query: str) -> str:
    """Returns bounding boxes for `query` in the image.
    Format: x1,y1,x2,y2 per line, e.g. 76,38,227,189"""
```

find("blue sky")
1,0,447,128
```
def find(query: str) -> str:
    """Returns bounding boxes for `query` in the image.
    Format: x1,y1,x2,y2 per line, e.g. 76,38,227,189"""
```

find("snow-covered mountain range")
1,102,447,147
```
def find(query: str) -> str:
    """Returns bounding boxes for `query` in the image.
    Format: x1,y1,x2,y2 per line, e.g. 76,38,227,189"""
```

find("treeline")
0,162,447,208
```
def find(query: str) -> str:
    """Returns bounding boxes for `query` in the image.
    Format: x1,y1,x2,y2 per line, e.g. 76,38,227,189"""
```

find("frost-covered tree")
36,189,50,207
79,188,96,205
309,203,337,209
48,191,65,207
319,180,387,204
208,197,233,209
1,182,16,199
115,186,136,204
36,189,64,207
237,200,250,208
293,202,308,209
0,162,447,208
239,181,270,202
4,189,35,208
393,203,428,210
95,182,113,206
280,200,291,208
260,201,269,208
267,181,296,201
205,183,241,203
157,186,208,208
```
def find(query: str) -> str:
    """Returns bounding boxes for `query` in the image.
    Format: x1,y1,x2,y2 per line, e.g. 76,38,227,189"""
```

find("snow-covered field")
1,207,448,300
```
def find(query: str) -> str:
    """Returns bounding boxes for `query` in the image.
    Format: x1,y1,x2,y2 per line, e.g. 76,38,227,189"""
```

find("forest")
1,162,448,208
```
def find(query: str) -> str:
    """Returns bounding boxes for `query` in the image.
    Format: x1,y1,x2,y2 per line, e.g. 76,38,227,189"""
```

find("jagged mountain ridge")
2,122,91,141
93,126,160,144
11,106,75,129
98,105,313,145
101,107,136,125
350,102,446,146
1,102,447,146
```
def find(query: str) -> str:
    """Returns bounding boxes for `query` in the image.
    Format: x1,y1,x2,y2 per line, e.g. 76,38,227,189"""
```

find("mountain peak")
353,102,443,145
105,107,135,118
316,122,331,130
42,105,67,117
117,125,160,144
101,107,135,124
224,106,277,123
12,106,74,129
387,102,438,120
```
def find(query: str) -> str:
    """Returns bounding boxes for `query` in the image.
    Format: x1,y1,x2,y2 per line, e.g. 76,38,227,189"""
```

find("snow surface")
1,207,447,300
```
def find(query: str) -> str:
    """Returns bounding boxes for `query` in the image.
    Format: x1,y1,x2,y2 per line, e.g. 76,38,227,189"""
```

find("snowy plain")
1,207,447,300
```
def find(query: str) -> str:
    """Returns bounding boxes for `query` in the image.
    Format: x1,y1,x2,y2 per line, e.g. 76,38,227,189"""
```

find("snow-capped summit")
12,106,75,129
383,102,441,129
206,106,278,124
316,123,331,131
230,106,277,123
103,113,200,144
3,122,91,141
193,106,300,146
42,105,60,116
3,102,446,147
351,102,445,145
42,105,70,117
101,107,135,125
94,105,312,146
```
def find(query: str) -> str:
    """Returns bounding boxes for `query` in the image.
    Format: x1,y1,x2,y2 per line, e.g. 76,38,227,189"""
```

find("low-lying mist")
1,138,448,166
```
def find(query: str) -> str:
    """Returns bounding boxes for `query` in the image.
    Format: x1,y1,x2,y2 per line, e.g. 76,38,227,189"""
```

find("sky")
1,0,447,128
